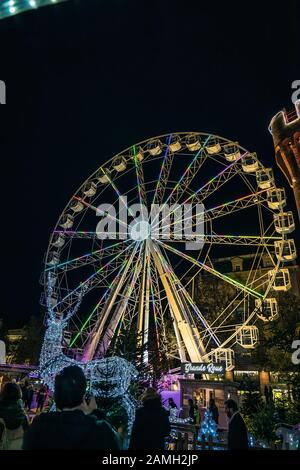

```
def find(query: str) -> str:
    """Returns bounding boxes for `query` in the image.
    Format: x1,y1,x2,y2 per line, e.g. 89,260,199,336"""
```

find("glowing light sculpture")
39,274,137,428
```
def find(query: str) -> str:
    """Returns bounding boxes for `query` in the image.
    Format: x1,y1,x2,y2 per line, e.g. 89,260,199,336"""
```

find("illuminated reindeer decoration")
39,274,137,428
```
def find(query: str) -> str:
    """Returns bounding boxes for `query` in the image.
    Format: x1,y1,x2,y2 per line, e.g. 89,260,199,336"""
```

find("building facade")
269,101,300,220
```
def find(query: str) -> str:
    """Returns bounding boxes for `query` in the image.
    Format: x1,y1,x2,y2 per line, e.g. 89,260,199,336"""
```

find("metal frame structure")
41,132,296,373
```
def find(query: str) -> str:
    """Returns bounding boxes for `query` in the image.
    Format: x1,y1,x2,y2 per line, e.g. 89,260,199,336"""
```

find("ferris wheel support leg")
143,253,151,363
137,241,151,364
149,241,204,363
172,315,187,363
98,251,143,356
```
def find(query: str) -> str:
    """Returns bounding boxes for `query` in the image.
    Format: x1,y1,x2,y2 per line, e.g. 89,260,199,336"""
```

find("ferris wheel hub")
129,220,151,241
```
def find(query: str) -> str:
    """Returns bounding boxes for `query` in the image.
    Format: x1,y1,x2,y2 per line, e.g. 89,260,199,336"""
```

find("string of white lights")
0,0,69,19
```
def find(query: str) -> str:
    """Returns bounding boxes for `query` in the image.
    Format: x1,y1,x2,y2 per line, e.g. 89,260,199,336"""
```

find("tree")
251,291,300,405
13,314,44,364
112,323,178,388
198,409,218,448
247,404,277,445
94,366,129,430
253,292,300,373
240,376,263,418
194,273,238,345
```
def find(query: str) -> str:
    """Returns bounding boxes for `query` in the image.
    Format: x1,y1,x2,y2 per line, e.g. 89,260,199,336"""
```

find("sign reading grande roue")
181,362,225,375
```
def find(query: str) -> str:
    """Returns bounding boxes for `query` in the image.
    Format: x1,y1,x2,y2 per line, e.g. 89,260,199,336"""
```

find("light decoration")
8,0,15,13
169,415,193,425
248,433,256,448
197,409,218,447
39,273,137,430
0,0,70,20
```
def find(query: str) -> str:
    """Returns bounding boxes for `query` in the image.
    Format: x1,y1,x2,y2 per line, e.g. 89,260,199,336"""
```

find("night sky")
0,0,299,327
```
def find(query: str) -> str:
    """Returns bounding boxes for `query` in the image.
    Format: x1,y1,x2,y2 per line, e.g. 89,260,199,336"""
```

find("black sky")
0,0,299,327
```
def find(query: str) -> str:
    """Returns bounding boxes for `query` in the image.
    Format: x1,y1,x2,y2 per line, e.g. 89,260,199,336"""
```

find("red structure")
269,101,300,220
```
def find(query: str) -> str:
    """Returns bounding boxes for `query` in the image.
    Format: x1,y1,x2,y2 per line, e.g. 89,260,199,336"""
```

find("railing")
168,424,228,450
168,423,198,450
0,363,37,373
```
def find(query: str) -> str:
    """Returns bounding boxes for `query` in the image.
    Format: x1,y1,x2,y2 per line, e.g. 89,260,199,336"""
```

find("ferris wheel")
41,132,297,372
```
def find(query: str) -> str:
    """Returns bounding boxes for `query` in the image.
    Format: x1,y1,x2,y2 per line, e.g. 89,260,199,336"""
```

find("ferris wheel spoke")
72,256,141,352
149,241,203,361
205,233,281,247
155,233,281,247
204,233,281,246
54,230,101,239
45,239,131,272
97,245,144,357
133,144,148,208
72,195,129,232
96,166,136,237
55,251,132,320
69,291,108,349
114,273,143,345
151,135,212,230
204,187,274,221
54,230,130,240
148,256,170,358
151,153,246,233
67,245,138,348
202,299,261,359
135,242,151,364
152,134,174,206
157,240,263,299
164,188,273,238
169,272,221,349
194,252,267,300
97,166,130,210
188,159,243,205
200,273,269,349
54,241,135,308
167,146,210,207
202,270,269,332
151,242,221,355
154,242,221,350
82,242,140,361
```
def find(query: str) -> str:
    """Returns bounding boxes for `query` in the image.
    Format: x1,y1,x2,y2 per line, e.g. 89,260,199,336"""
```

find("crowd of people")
166,396,219,426
20,381,48,414
0,365,248,450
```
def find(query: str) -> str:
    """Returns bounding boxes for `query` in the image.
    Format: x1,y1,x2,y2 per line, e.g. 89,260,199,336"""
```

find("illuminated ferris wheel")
41,132,297,372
